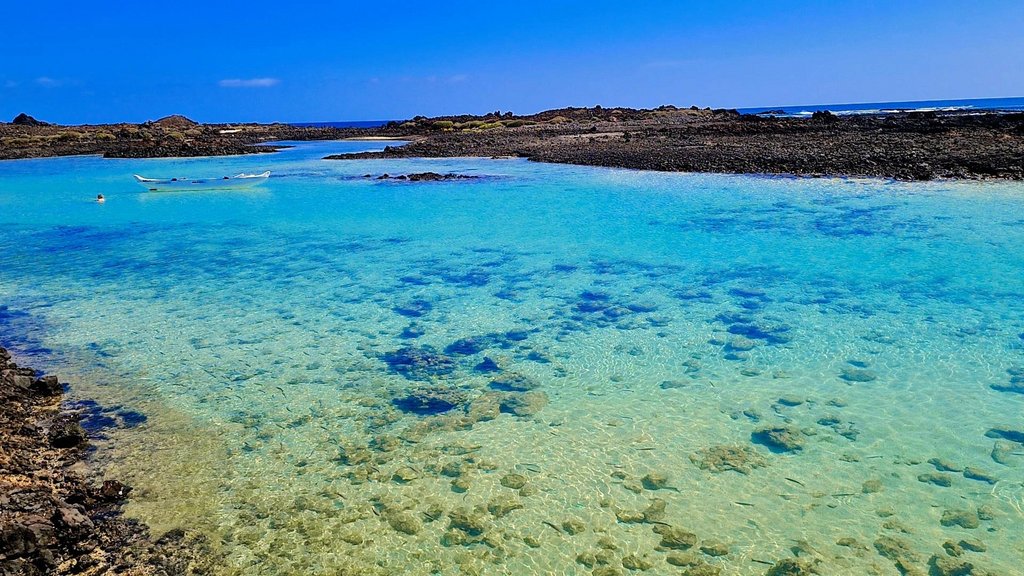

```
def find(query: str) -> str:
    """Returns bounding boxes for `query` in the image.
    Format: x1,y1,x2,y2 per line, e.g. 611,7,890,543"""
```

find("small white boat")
133,171,271,191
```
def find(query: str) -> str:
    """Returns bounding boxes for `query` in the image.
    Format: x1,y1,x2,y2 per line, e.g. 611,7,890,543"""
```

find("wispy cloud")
218,77,280,88
36,76,62,87
3,80,17,89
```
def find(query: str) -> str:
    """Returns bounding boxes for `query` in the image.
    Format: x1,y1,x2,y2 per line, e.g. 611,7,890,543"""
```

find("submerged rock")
984,426,1024,443
489,372,540,391
940,509,980,529
839,367,878,382
500,473,528,489
690,445,768,474
499,390,548,417
764,558,820,576
48,414,88,448
751,425,805,452
382,346,456,380
641,472,670,490
962,467,997,485
928,458,963,472
393,385,467,414
917,472,953,487
385,510,422,535
487,495,523,518
653,525,697,550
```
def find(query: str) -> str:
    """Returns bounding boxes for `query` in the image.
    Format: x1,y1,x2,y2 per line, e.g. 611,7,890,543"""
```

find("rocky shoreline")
3,106,1023,180
327,106,1024,181
0,114,364,160
0,346,216,575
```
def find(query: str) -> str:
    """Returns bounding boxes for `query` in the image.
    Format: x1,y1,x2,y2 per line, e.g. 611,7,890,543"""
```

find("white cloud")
218,77,280,88
36,76,61,87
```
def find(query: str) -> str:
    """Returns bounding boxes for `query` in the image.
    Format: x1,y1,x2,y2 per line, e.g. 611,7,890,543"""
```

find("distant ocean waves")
740,96,1024,117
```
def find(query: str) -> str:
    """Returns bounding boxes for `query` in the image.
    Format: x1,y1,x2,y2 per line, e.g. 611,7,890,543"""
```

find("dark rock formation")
0,346,217,575
11,113,47,126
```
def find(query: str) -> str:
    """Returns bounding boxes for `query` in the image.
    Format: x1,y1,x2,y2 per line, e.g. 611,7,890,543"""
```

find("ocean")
738,96,1024,117
1,140,1022,575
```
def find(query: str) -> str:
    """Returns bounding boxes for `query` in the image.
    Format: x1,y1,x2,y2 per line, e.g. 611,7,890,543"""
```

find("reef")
0,346,216,575
690,445,768,474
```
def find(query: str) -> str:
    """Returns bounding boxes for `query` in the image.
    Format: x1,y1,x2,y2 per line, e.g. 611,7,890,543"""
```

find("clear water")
1,142,1023,575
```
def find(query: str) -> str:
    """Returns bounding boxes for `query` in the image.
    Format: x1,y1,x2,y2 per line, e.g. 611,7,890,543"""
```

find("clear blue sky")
2,0,1022,123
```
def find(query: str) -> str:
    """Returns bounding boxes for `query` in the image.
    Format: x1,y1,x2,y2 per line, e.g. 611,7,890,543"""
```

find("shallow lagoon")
1,141,1023,575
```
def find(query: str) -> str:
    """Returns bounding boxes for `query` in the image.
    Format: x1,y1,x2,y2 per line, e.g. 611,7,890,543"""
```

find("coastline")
0,345,215,575
2,106,1022,181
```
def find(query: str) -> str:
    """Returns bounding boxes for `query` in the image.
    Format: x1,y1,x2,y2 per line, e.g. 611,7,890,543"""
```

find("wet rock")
339,531,363,545
727,336,756,351
874,536,921,575
393,298,433,318
48,414,87,448
31,375,62,396
561,517,586,535
959,539,986,553
451,477,471,493
984,426,1024,443
641,472,669,490
654,524,697,550
681,562,721,576
764,558,820,576
392,466,420,483
385,510,422,535
445,336,492,356
917,472,953,487
928,458,963,472
690,445,767,474
928,554,980,576
500,473,528,489
499,390,548,417
393,385,467,414
700,541,729,557
448,508,487,536
990,440,1020,465
486,495,523,518
962,467,997,485
836,537,868,550
751,425,805,453
862,479,883,493
382,346,456,380
621,554,654,571
489,372,540,391
991,368,1024,393
840,367,877,382
666,552,701,566
97,479,133,502
976,505,995,521
465,392,502,422
474,357,501,373
642,498,667,522
942,540,964,557
940,509,980,529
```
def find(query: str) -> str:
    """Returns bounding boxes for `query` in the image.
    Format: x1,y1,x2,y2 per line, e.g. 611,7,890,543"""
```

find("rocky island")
3,106,1022,181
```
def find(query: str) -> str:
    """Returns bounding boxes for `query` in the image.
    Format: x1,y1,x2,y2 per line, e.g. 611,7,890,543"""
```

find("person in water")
96,194,105,203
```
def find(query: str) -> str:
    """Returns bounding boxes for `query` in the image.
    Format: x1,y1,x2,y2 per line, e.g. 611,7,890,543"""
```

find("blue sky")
1,0,1022,123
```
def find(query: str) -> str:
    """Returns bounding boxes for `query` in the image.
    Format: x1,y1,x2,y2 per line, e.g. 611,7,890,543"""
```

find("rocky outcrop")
0,346,216,575
11,113,47,126
327,107,1024,181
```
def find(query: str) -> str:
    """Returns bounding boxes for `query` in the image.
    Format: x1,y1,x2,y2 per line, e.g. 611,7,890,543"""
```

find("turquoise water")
1,142,1023,575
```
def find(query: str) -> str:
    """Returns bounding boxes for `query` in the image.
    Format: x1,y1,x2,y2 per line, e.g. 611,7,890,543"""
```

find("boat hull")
133,171,270,191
